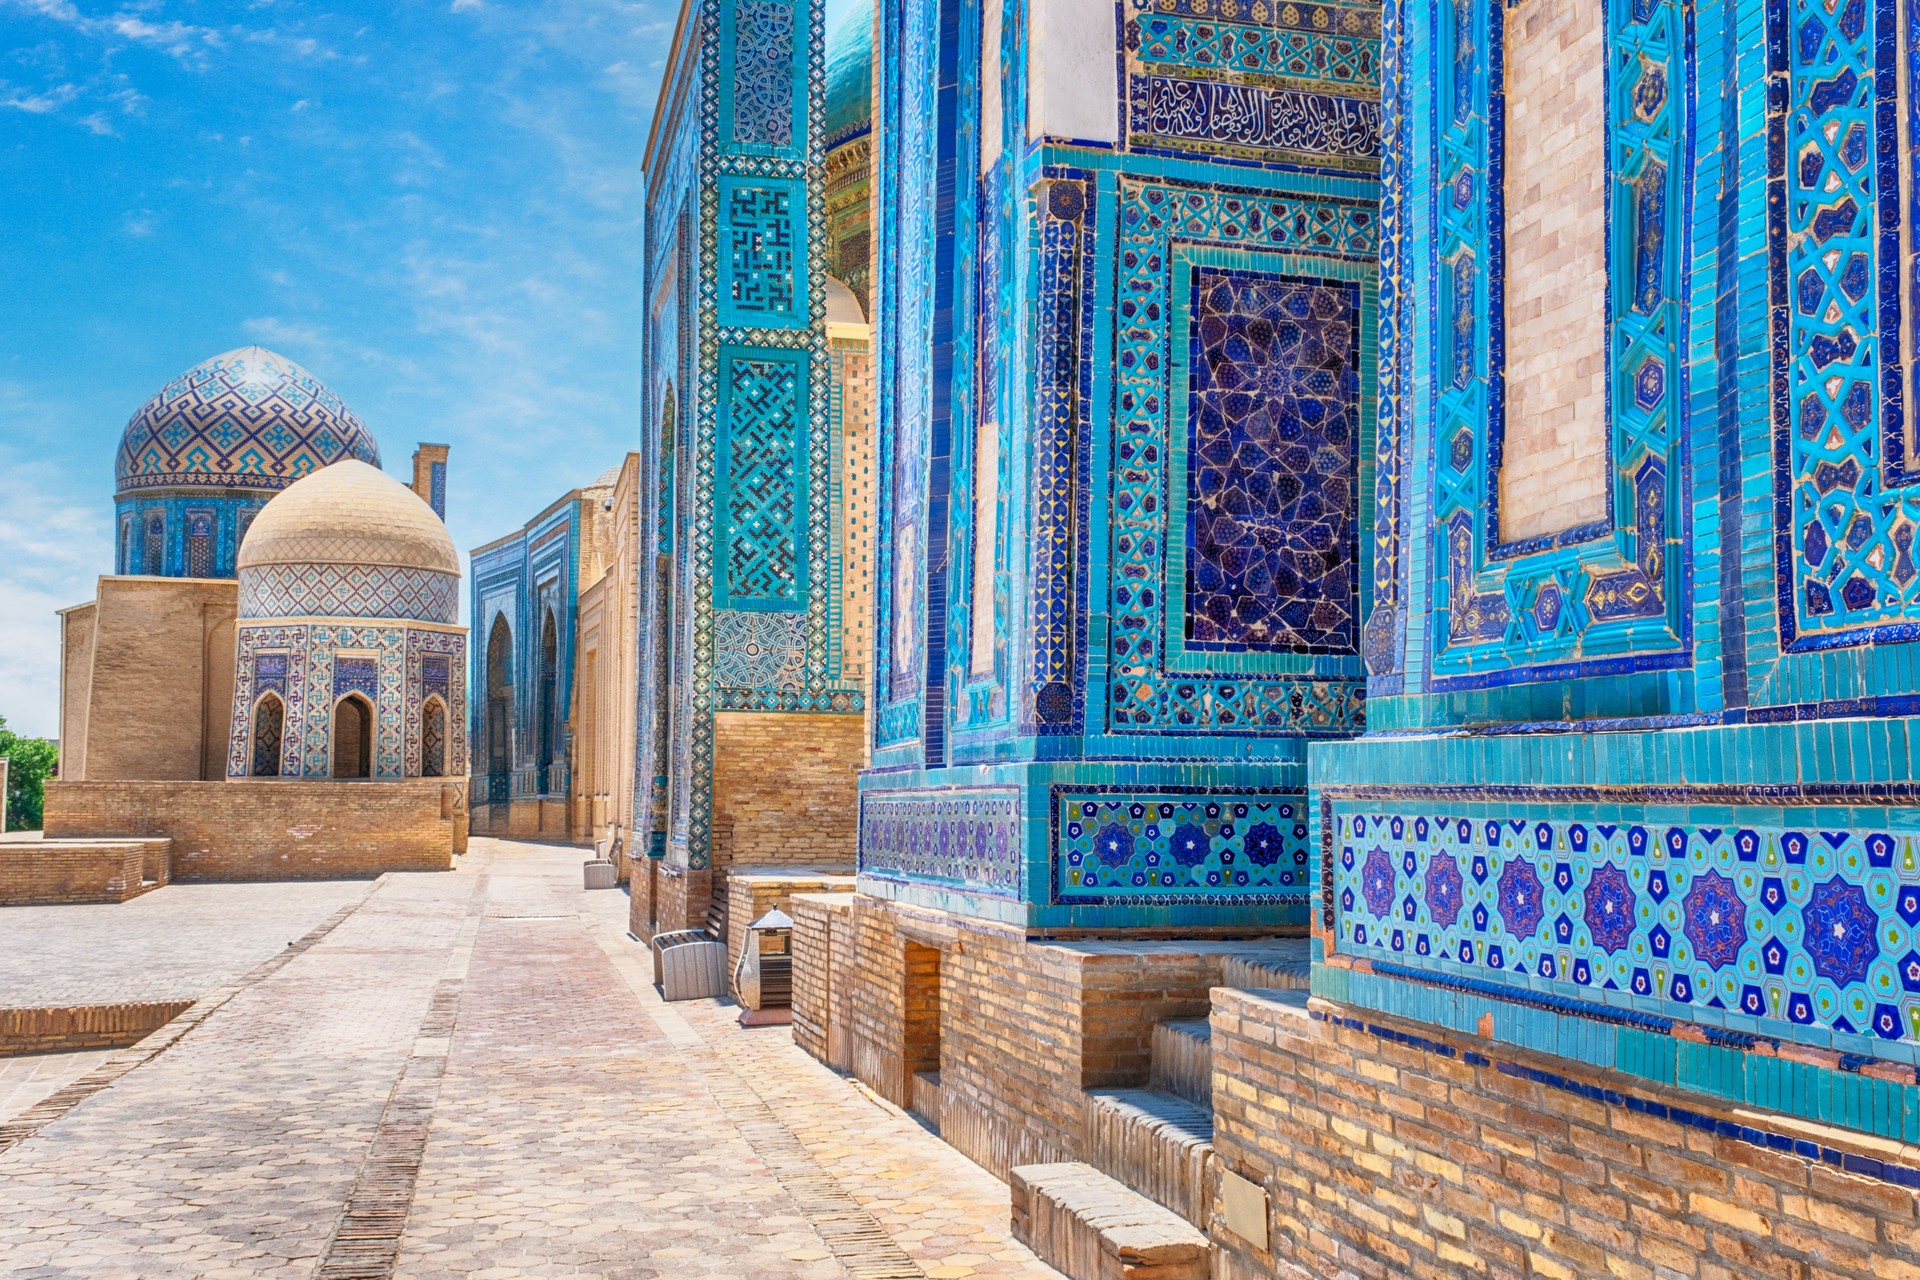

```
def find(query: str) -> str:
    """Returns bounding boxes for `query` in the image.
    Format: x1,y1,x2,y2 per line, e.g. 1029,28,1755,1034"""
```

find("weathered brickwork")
0,835,171,905
828,895,1275,1179
1210,988,1920,1280
1495,0,1608,542
710,712,862,871
44,779,460,880
724,870,855,999
58,577,238,783
789,891,854,1067
0,1001,193,1056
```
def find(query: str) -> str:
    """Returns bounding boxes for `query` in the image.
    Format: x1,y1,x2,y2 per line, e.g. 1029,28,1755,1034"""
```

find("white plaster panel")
1026,0,1118,144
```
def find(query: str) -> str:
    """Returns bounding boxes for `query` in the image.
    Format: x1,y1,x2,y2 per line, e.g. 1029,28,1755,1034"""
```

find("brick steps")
1219,945,1310,992
1146,1019,1211,1107
1011,1161,1209,1280
1084,1089,1214,1228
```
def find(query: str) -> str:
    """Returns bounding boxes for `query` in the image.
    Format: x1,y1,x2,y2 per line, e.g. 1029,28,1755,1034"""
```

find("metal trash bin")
583,859,617,890
652,929,727,1001
735,908,794,1010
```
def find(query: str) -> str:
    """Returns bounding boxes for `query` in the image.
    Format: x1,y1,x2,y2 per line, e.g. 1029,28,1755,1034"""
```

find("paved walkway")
0,878,373,1008
0,840,1060,1280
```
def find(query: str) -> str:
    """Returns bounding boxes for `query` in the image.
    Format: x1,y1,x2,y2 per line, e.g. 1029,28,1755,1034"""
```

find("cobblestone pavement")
0,878,374,1007
0,840,1060,1280
0,1051,111,1124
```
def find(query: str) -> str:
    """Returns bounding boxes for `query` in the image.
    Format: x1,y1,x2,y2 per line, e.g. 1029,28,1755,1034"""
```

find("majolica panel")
1427,0,1689,689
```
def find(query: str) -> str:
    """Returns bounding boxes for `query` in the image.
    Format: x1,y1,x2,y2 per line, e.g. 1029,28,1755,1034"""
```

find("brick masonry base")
0,1001,194,1056
1210,988,1920,1280
801,893,1271,1180
45,779,461,880
0,835,171,905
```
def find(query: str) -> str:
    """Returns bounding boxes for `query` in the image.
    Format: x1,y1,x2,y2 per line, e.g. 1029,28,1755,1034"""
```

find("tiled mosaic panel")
1775,0,1920,646
859,789,1022,897
1122,0,1382,171
1056,791,1310,902
116,346,380,493
713,608,807,690
1425,0,1685,686
116,493,269,580
1186,268,1360,655
238,564,460,624
722,353,805,607
1027,176,1089,733
1334,813,1920,1055
721,182,801,323
1109,177,1373,735
250,693,284,777
731,0,795,148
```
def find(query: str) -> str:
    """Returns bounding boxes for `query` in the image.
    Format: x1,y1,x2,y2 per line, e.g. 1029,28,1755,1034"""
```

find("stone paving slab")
0,1051,112,1125
0,840,1063,1280
0,879,375,1008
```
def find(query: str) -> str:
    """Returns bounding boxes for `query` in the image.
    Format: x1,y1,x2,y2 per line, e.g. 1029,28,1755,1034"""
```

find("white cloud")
0,416,107,739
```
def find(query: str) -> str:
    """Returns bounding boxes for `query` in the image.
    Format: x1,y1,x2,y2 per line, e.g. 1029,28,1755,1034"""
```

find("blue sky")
0,0,685,737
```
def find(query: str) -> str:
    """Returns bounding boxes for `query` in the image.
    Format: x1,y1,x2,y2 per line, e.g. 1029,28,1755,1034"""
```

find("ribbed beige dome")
238,460,458,574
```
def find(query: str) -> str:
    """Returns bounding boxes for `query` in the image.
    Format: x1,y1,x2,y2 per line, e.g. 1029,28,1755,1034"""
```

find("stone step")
1010,1161,1210,1280
1219,944,1310,992
1148,1020,1212,1107
1084,1089,1214,1228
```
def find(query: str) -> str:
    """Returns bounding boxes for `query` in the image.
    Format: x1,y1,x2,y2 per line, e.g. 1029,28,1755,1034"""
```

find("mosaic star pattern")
1334,813,1920,1050
1186,268,1361,654
1056,791,1310,903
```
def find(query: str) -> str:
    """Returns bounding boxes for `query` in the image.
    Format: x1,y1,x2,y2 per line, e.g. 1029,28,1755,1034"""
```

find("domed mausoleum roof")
823,0,873,149
239,460,458,576
115,346,381,496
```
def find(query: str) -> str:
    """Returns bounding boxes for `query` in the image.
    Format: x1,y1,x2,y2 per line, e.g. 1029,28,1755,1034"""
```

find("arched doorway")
143,513,164,575
421,695,447,779
536,607,558,794
486,615,513,805
332,694,373,779
251,692,284,777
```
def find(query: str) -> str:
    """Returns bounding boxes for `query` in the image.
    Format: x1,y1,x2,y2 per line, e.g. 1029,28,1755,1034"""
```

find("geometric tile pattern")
239,563,460,624
1423,0,1687,690
115,346,380,494
1054,789,1310,903
1109,177,1374,736
721,181,802,324
1334,812,1920,1054
1185,269,1360,654
713,608,807,690
732,0,795,148
721,352,805,607
858,788,1023,898
1774,0,1920,647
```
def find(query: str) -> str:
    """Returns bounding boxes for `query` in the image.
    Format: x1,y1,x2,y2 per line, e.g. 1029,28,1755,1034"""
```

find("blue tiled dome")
115,346,381,496
823,0,874,150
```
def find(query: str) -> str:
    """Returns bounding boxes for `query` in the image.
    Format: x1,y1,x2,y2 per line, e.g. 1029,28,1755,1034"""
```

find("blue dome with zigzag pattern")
115,346,381,497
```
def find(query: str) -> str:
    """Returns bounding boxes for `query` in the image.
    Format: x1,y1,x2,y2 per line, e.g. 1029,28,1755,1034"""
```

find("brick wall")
652,863,711,936
0,835,171,905
1496,0,1609,542
790,892,854,1068
60,577,238,783
833,895,1259,1179
1210,988,1920,1280
710,713,862,871
44,779,458,880
0,1001,194,1055
724,871,856,998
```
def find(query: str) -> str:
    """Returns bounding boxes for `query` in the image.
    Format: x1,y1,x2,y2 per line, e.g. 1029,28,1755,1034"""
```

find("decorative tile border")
858,787,1023,898
1051,785,1310,904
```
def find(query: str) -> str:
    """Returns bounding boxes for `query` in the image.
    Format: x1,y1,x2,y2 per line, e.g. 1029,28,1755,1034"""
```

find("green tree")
0,715,59,832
